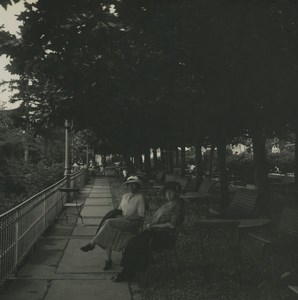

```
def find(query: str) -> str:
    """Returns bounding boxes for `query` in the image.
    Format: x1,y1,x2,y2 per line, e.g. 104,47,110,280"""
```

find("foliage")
226,152,254,183
268,151,295,174
4,0,295,152
0,160,64,214
0,0,20,10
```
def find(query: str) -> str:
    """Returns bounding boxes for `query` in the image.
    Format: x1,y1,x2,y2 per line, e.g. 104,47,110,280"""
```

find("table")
237,218,271,229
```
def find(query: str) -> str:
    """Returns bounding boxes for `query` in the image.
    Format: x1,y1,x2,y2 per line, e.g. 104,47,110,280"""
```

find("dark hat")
163,181,182,194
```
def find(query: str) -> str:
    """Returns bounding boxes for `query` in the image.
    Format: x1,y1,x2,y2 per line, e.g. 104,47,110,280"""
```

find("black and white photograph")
1,1,298,299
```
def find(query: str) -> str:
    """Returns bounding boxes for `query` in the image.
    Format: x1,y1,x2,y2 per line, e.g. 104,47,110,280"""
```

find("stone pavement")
0,177,132,300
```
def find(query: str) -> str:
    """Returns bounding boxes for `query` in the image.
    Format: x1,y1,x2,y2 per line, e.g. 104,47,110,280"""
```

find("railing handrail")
0,169,85,219
0,168,86,287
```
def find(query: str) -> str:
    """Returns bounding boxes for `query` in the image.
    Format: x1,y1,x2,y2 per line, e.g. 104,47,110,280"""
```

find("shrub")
0,159,64,214
268,151,295,173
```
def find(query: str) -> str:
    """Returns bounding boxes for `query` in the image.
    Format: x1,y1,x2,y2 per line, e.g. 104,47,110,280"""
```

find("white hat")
123,176,142,186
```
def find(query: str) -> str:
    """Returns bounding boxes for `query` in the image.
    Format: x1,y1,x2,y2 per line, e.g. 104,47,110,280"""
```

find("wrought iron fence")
0,169,86,287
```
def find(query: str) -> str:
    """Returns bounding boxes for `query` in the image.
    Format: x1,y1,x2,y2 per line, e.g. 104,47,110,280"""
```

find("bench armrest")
248,232,271,244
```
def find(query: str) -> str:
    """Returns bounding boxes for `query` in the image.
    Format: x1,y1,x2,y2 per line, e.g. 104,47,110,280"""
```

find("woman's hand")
146,224,156,231
148,223,174,231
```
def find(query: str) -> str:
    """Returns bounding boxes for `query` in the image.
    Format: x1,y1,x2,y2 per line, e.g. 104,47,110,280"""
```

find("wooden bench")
250,207,298,285
209,188,258,219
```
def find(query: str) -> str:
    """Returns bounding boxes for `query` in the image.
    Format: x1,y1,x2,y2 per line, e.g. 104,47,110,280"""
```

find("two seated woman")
114,180,185,282
81,177,185,281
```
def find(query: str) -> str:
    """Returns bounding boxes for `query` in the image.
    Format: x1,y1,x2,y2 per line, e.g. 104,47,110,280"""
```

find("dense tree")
2,0,298,211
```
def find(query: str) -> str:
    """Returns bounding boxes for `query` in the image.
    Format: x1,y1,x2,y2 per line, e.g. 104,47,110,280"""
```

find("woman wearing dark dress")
113,181,185,282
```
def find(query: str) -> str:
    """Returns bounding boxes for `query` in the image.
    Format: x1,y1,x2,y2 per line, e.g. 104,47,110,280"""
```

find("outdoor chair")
136,226,182,288
175,176,189,193
197,178,215,197
149,170,166,184
250,207,298,288
139,209,186,287
111,215,146,253
209,188,258,219
149,228,181,269
165,174,177,182
140,189,161,215
182,178,215,223
59,187,84,224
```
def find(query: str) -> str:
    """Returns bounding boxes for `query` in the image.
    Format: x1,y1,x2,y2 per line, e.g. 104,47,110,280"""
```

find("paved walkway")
0,177,132,300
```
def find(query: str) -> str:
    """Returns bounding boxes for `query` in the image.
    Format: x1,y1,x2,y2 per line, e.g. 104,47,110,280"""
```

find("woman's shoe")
80,243,95,252
113,271,135,282
103,260,112,271
113,272,127,282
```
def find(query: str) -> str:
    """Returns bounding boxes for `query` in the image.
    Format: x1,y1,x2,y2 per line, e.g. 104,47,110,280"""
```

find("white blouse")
118,193,145,218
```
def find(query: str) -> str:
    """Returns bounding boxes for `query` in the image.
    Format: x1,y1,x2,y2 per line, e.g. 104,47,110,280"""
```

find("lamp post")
64,119,71,201
86,145,89,168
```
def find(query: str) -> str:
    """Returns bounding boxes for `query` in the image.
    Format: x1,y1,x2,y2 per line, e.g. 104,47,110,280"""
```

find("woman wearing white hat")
80,176,145,270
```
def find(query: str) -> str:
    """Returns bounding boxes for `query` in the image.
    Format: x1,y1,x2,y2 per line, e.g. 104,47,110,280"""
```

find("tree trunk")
152,148,158,168
180,144,186,177
101,155,106,167
217,135,229,208
195,142,203,190
209,143,215,177
295,126,298,187
144,148,151,176
252,126,269,216
135,153,143,171
123,153,131,166
167,149,174,174
160,148,166,169
175,147,180,167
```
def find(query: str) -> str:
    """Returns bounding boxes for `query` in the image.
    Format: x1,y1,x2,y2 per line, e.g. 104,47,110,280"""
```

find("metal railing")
0,169,86,286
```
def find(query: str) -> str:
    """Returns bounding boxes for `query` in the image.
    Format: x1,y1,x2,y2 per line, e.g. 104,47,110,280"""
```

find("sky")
0,1,28,109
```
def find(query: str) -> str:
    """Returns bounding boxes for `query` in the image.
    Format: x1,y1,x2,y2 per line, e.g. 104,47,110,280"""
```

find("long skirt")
91,217,139,252
121,230,176,273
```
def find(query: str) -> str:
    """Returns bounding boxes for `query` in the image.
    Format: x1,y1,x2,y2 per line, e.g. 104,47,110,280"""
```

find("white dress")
91,192,145,251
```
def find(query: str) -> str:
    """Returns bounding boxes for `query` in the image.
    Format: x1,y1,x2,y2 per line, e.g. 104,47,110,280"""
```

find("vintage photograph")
1,1,298,299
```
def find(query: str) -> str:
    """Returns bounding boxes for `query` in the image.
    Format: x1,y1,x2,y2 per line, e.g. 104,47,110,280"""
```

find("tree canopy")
1,0,298,155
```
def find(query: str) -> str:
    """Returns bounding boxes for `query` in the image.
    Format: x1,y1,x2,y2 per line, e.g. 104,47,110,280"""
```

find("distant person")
80,176,145,271
73,162,80,172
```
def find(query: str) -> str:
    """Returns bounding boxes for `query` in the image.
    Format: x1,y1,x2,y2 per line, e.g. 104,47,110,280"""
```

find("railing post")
64,119,71,202
43,195,46,230
14,211,19,270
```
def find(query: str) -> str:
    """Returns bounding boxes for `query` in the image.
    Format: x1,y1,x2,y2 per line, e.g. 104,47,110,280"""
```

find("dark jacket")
96,208,122,234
